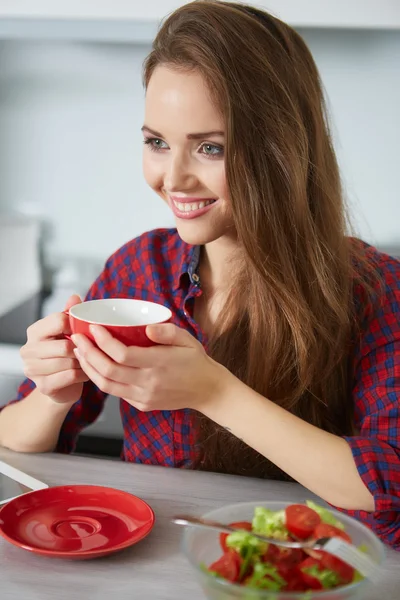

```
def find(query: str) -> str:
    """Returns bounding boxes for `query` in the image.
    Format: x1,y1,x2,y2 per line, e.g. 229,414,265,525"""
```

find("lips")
172,198,216,212
169,196,218,220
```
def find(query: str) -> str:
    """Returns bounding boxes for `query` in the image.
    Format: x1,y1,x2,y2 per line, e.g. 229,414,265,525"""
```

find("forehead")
144,66,223,133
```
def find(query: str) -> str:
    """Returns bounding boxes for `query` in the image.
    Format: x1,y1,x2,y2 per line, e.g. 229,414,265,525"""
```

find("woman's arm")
202,377,374,511
0,386,75,453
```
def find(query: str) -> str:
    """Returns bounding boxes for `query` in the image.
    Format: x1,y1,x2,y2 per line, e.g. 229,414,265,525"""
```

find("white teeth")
173,199,215,212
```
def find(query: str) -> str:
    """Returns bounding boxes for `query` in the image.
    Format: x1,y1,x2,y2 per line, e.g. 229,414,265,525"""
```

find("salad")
205,502,365,593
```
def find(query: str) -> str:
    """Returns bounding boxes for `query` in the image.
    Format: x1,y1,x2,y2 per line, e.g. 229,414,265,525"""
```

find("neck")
200,236,239,294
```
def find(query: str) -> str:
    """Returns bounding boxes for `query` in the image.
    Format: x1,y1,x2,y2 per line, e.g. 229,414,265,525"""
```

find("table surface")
0,448,398,599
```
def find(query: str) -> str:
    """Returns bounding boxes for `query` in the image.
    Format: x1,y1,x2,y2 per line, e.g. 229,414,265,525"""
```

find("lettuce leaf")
245,562,286,591
251,507,288,539
226,531,266,555
302,564,340,589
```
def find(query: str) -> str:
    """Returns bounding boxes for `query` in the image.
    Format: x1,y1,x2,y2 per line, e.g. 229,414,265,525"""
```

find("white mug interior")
69,299,172,327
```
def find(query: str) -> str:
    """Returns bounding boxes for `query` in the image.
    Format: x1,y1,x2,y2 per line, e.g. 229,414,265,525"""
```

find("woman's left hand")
71,323,231,413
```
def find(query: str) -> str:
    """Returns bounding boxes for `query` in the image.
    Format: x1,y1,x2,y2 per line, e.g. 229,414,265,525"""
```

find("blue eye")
200,143,224,158
143,138,169,151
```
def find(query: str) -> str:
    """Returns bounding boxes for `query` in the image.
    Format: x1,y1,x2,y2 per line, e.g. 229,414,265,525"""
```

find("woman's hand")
20,294,89,405
71,323,232,413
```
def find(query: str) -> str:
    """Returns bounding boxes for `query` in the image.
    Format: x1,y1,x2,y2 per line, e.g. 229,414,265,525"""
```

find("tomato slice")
277,562,295,578
278,561,306,582
275,547,305,566
219,521,252,553
297,557,324,590
209,550,242,583
313,523,352,544
285,504,321,540
262,543,280,563
277,560,309,591
320,553,354,584
284,574,309,592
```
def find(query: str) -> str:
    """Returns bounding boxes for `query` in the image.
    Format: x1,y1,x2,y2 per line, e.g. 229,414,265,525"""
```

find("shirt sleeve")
0,254,119,453
335,254,400,548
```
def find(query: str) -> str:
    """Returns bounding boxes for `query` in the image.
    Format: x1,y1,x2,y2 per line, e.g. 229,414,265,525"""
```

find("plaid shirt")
8,229,400,548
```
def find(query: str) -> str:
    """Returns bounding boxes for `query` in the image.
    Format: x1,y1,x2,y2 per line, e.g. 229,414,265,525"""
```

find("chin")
175,222,223,246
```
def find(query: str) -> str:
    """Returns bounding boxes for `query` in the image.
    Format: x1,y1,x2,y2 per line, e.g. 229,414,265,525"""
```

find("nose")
163,153,198,192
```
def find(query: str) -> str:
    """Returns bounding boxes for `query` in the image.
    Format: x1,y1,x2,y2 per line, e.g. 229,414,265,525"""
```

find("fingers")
34,370,89,398
73,342,135,385
20,301,88,401
76,352,129,398
87,326,162,368
146,323,198,348
23,357,80,378
64,294,82,311
26,312,71,342
20,339,76,360
26,293,82,343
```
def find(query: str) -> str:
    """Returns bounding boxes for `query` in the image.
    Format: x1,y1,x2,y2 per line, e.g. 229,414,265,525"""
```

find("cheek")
143,153,163,192
210,162,228,201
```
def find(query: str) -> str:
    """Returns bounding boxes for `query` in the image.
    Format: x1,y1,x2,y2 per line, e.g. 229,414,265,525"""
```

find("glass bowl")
182,501,385,600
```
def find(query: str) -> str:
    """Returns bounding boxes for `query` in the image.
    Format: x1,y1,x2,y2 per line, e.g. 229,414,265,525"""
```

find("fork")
173,514,382,583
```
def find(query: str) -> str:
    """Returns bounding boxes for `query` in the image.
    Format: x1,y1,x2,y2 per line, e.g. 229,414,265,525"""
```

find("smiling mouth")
172,199,217,212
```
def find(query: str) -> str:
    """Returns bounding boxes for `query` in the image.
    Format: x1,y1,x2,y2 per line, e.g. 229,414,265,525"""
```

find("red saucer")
0,485,155,559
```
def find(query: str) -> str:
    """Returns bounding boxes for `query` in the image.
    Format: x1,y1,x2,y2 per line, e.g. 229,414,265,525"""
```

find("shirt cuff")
330,436,400,548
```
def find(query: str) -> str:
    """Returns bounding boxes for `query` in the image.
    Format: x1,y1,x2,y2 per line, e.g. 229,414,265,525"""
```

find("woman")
0,1,399,548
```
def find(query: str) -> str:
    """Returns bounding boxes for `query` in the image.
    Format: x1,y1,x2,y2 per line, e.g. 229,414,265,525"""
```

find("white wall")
0,40,173,270
302,29,400,246
0,29,399,273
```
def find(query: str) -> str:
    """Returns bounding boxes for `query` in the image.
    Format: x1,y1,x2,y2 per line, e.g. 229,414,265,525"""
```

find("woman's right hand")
19,294,89,405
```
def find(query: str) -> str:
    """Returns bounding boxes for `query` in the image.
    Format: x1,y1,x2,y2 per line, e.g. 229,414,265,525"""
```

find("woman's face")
143,66,235,246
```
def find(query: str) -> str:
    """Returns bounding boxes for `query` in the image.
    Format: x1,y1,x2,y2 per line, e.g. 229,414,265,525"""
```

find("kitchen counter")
0,448,399,600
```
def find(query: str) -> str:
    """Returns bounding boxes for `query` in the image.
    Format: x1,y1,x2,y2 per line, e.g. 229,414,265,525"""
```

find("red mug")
65,299,172,347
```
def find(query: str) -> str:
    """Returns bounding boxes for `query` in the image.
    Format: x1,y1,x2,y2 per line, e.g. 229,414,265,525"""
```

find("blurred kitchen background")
0,1,399,456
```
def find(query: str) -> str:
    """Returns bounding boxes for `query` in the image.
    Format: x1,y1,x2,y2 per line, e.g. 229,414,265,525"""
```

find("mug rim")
68,298,172,328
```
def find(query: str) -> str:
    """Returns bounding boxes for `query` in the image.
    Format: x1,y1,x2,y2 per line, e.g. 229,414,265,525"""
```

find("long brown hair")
143,0,379,479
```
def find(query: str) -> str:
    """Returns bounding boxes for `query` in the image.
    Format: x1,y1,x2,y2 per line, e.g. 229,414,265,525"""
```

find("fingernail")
73,348,82,359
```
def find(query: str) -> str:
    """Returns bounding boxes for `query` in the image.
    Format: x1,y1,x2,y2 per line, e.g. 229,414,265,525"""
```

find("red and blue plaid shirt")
8,229,400,548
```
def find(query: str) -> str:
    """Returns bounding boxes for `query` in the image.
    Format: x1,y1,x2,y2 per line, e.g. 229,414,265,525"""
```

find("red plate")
0,485,155,559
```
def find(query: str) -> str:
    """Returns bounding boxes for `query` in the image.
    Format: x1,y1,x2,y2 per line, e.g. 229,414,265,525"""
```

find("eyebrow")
141,125,224,140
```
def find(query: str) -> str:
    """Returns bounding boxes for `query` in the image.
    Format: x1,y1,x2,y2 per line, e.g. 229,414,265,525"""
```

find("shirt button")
192,273,200,283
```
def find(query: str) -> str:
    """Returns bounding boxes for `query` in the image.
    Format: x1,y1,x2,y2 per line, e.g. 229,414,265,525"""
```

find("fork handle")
172,514,308,549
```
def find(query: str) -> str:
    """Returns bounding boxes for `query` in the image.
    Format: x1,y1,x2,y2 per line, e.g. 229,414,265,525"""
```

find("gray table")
0,448,399,599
